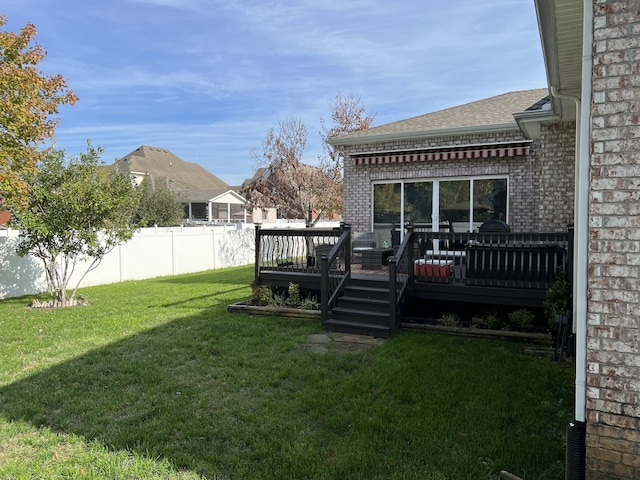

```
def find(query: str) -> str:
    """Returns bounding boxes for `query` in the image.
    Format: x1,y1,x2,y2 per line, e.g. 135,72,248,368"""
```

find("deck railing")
319,228,351,325
254,224,346,283
388,226,414,335
409,230,572,290
254,224,352,326
254,224,573,334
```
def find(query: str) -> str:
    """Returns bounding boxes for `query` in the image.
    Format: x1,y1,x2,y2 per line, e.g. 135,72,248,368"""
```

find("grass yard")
0,265,574,479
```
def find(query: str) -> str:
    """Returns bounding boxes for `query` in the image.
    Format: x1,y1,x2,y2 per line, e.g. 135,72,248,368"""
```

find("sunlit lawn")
0,265,574,479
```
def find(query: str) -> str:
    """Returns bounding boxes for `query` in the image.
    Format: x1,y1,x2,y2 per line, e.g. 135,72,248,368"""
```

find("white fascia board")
209,189,247,205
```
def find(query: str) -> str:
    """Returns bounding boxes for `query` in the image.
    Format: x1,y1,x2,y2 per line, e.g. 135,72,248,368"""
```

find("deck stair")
326,275,394,338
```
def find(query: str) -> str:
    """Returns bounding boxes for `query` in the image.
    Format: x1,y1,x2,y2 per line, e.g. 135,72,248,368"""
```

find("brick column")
586,1,640,478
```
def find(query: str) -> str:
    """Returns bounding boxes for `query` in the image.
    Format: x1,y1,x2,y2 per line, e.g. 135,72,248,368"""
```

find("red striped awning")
353,142,531,166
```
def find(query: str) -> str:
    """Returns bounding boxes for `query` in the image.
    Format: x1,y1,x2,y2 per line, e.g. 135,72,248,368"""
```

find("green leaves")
134,178,184,227
12,143,141,301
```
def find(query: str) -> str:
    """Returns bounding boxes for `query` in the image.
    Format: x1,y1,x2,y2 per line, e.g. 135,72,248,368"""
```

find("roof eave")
534,0,584,120
513,109,561,139
210,189,247,205
328,123,521,147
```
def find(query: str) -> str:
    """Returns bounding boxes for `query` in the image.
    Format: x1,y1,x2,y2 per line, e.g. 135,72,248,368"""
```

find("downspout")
550,80,587,426
551,3,592,479
552,0,592,428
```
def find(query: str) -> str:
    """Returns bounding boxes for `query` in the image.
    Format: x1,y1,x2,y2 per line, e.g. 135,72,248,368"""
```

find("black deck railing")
254,224,352,326
254,224,573,333
408,229,572,290
388,226,414,334
319,228,351,325
254,224,346,281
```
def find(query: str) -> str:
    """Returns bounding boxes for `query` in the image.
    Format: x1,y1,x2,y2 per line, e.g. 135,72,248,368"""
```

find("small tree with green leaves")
134,177,184,227
13,143,141,304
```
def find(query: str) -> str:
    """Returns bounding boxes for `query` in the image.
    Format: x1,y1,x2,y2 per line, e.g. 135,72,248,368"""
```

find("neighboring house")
241,168,280,223
330,1,640,478
114,146,247,223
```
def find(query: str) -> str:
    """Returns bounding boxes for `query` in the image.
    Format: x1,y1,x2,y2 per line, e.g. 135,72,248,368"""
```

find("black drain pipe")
565,421,585,480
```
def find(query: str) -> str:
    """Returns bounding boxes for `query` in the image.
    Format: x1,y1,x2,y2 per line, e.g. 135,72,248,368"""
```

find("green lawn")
0,265,574,479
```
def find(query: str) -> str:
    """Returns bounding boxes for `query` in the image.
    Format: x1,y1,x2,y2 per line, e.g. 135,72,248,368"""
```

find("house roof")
329,88,549,146
114,145,243,204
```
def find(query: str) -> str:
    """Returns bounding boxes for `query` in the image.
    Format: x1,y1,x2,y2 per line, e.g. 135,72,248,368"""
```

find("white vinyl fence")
0,224,256,300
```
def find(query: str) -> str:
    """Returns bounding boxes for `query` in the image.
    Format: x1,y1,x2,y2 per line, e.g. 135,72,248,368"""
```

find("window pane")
404,182,433,226
474,178,507,222
373,183,400,246
439,180,470,224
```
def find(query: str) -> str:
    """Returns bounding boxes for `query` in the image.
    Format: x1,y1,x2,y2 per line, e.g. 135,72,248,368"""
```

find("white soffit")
536,0,584,119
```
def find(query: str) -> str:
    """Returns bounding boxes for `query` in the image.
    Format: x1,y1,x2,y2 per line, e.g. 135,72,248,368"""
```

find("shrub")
485,310,505,330
508,308,536,331
440,312,460,327
299,295,319,310
286,283,301,307
252,284,273,306
544,270,570,327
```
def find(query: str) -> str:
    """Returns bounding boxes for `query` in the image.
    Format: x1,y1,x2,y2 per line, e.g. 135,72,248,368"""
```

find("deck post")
389,258,397,335
342,223,351,268
406,225,415,295
254,223,261,285
320,254,328,327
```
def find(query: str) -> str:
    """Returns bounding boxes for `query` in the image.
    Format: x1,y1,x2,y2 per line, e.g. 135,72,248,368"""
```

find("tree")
134,178,184,227
319,91,375,216
243,93,374,226
242,116,332,225
13,143,141,305
0,15,78,211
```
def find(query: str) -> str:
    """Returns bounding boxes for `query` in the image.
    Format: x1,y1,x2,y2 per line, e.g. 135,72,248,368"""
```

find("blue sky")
4,1,547,186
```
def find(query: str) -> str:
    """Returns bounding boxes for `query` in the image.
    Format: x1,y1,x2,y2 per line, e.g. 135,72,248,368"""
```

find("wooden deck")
253,224,573,336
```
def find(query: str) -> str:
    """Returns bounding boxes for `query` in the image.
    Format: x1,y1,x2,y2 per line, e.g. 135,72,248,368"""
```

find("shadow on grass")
0,308,319,479
157,285,250,308
155,265,254,286
0,277,574,480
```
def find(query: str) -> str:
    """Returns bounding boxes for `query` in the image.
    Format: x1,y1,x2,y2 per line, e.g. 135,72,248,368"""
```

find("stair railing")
388,226,414,335
320,226,351,327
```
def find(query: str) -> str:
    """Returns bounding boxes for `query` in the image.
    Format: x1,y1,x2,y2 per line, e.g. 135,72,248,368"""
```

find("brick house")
330,89,575,245
329,0,640,477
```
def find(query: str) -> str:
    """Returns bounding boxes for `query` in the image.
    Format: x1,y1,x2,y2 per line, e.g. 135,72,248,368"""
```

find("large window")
372,177,507,243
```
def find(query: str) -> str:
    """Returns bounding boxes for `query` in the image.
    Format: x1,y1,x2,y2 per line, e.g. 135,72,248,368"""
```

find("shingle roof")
113,145,231,202
331,88,549,143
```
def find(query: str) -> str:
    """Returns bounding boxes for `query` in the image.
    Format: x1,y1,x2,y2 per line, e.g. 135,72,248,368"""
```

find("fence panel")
0,225,256,299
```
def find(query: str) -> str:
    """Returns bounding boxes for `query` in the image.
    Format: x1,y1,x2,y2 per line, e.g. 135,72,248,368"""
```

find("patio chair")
351,232,375,264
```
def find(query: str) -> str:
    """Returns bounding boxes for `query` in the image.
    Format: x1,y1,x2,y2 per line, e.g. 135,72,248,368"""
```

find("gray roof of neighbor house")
329,88,549,145
114,145,234,203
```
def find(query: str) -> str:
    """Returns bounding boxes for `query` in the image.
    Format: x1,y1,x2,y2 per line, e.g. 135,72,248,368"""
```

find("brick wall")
537,121,576,231
343,127,575,235
586,1,640,478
